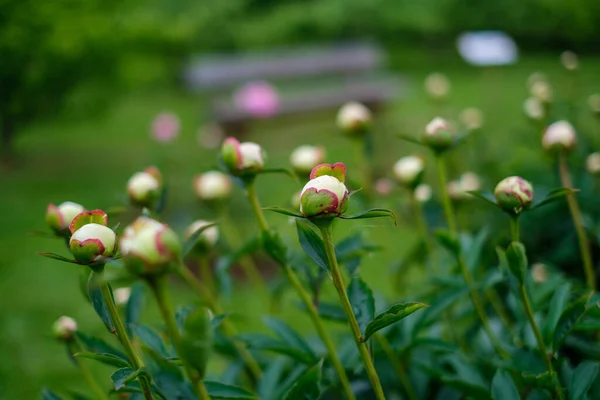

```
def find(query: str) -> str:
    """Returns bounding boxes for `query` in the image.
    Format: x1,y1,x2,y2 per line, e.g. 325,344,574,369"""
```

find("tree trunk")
1,117,15,163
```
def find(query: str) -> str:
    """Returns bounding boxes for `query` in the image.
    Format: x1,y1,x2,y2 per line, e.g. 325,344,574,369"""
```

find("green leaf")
126,283,145,334
339,208,397,226
258,358,289,399
362,302,429,341
238,334,317,365
505,242,527,285
521,371,557,391
467,190,499,208
264,317,316,359
204,381,257,399
74,352,130,368
283,359,323,400
295,219,329,271
298,302,346,323
263,206,305,218
435,229,461,257
111,367,135,391
542,283,571,344
131,324,171,358
142,346,196,400
532,187,578,210
41,388,64,400
347,276,375,336
261,230,288,266
553,297,587,352
181,307,213,378
87,272,115,332
396,133,426,146
183,222,219,256
38,252,79,264
491,369,521,400
74,332,126,360
569,361,600,400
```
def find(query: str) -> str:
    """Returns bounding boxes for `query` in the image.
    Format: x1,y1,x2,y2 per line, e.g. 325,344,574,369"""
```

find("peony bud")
46,201,85,235
120,217,181,276
448,173,481,201
393,156,424,188
127,167,162,208
423,117,454,151
530,80,552,103
459,107,484,131
221,137,265,177
53,316,78,341
527,72,547,88
185,220,219,255
588,94,600,116
586,153,600,175
447,180,463,200
531,263,548,284
289,145,325,175
560,51,578,71
375,178,393,196
542,121,576,152
194,171,232,201
424,73,450,100
300,163,349,218
114,287,131,306
336,102,371,135
523,97,545,121
69,210,116,265
494,176,534,214
414,184,432,203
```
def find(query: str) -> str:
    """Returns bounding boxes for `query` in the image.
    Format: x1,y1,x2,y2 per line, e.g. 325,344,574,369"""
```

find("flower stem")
519,283,565,400
198,256,216,297
558,152,596,291
510,216,520,242
246,180,269,232
374,334,417,400
96,270,154,400
149,276,210,400
282,264,356,400
177,266,263,381
434,155,457,233
69,341,109,400
319,226,386,400
409,192,433,256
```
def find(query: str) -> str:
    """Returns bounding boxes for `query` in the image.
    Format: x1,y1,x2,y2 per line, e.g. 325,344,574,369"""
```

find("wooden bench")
183,42,404,134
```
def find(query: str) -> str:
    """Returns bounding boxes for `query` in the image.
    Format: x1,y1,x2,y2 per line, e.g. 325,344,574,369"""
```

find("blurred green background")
2,0,600,399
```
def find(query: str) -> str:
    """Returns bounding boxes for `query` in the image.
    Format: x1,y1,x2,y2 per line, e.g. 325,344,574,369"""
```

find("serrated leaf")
532,187,578,210
41,388,63,400
295,219,329,271
264,317,315,359
131,324,171,358
183,222,219,256
283,359,323,400
339,208,397,226
435,229,461,257
491,369,521,400
88,272,115,332
126,283,145,334
263,207,305,218
261,230,288,266
362,302,429,341
204,381,257,399
467,190,499,208
38,252,79,264
75,352,130,368
111,367,135,391
505,242,527,285
347,276,375,336
569,361,600,400
553,297,587,352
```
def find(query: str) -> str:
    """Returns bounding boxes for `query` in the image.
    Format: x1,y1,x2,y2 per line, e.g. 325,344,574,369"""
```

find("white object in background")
457,31,518,66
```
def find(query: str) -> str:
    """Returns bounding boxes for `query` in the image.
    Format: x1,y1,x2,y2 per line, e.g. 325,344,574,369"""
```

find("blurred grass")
1,49,600,399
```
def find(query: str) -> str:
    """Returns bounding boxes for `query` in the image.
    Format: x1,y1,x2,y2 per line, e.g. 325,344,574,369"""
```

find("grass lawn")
1,48,600,399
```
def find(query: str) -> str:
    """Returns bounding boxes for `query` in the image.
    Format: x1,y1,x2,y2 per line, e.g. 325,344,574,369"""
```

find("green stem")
96,270,154,400
409,191,433,256
558,152,596,291
434,155,457,234
246,180,269,232
374,334,417,400
510,216,520,242
149,276,211,400
319,226,386,400
177,266,263,380
519,284,565,400
69,341,109,400
198,257,216,297
282,264,356,400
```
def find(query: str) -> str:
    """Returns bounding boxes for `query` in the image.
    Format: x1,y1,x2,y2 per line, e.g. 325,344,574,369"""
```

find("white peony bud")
127,167,162,207
494,176,534,213
560,51,579,71
588,94,600,115
336,102,371,135
423,117,454,151
70,223,117,265
523,97,545,121
393,156,424,188
586,153,600,175
447,173,481,200
414,184,432,203
530,80,552,103
542,121,576,152
46,201,85,235
289,145,325,175
459,107,484,131
221,137,265,176
300,163,349,218
53,316,78,341
114,287,132,306
194,171,232,201
531,263,548,283
424,73,451,99
185,220,219,248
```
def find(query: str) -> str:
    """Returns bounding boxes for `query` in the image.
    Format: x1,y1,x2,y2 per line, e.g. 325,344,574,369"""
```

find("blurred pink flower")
234,81,280,118
151,112,180,142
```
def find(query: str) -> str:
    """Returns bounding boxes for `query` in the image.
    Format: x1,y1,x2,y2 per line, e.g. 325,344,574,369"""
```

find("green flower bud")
336,102,371,136
127,166,163,208
422,117,454,151
392,155,424,188
46,201,85,236
69,210,116,265
289,145,325,175
494,176,534,214
542,121,576,152
300,163,349,218
193,171,232,201
221,137,265,177
180,307,213,378
53,316,77,341
120,217,181,276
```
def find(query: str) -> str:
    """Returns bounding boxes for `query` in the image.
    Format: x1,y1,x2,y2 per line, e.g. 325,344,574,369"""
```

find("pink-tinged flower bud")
424,73,450,100
531,263,548,284
185,220,219,255
448,172,481,200
375,178,393,196
523,97,544,121
586,153,600,175
114,287,131,306
336,102,371,135
151,112,180,143
46,201,85,235
300,163,349,218
127,167,163,207
290,145,325,175
194,171,232,201
53,316,77,341
221,137,265,177
542,121,576,152
459,107,484,131
69,213,117,265
494,176,534,214
560,51,578,71
393,156,424,188
120,217,181,276
588,94,600,116
414,184,432,203
530,80,552,103
423,117,454,151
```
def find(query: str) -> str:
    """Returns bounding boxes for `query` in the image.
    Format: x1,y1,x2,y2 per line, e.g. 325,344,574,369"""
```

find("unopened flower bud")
588,94,600,116
194,171,232,201
494,176,534,214
448,173,481,200
447,180,463,200
120,217,181,276
127,167,162,208
336,102,371,135
300,163,349,218
46,202,85,235
185,220,219,255
459,107,484,131
114,287,131,306
221,137,265,177
523,97,545,121
423,117,454,151
586,153,600,175
393,156,424,188
375,178,393,196
530,80,552,103
414,184,432,203
53,316,77,341
424,73,450,99
531,263,548,283
69,210,116,265
542,121,576,152
527,72,547,88
560,51,578,71
290,145,325,175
